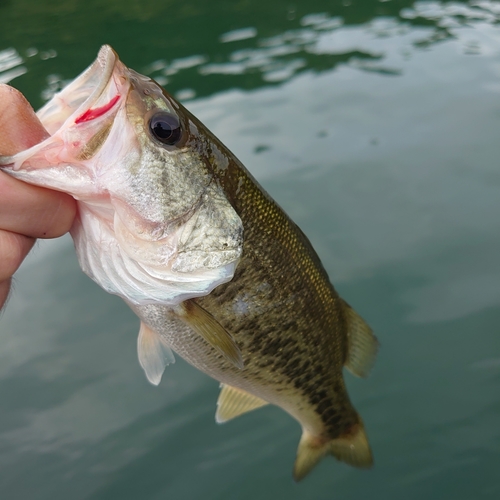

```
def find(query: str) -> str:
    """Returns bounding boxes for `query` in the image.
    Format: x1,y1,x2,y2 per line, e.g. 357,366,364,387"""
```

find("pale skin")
0,84,76,308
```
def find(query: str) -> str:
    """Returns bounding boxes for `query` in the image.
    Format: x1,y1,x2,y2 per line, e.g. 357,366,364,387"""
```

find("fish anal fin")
216,383,268,423
137,322,175,386
175,300,244,370
293,420,373,481
342,299,379,378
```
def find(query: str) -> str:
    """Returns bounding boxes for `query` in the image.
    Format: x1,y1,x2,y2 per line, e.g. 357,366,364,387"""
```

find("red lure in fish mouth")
32,44,122,137
75,94,121,124
62,45,120,125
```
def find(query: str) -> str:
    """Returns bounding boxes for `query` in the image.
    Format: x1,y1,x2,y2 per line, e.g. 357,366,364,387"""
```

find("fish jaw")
0,45,132,197
38,45,119,135
0,45,243,307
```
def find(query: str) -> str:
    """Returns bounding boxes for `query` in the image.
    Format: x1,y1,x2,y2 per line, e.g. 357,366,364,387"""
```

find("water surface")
1,1,500,499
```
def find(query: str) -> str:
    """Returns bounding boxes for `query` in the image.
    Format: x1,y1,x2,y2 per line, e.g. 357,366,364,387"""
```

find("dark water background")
1,1,500,498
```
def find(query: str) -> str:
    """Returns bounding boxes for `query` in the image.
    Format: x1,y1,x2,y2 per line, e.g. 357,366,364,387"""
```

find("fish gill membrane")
0,45,379,481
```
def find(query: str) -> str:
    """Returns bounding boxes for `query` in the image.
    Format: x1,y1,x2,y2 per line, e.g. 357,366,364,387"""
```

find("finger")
0,84,50,151
0,171,76,238
0,229,35,282
0,279,11,310
0,85,77,238
0,86,75,311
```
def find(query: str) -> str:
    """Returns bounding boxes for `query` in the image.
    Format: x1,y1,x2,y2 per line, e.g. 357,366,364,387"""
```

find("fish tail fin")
293,430,331,481
329,420,373,468
293,420,373,481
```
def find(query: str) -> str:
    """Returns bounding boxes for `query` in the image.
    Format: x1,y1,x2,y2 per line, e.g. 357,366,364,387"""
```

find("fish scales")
0,45,378,481
134,142,367,473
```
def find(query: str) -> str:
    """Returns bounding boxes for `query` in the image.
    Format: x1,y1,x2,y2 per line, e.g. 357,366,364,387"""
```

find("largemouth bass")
0,46,378,480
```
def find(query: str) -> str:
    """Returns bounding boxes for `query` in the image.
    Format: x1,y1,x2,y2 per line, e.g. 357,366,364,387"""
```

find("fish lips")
38,44,121,136
0,45,125,184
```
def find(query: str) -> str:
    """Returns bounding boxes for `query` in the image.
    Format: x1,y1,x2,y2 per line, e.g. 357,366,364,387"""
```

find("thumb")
0,84,50,155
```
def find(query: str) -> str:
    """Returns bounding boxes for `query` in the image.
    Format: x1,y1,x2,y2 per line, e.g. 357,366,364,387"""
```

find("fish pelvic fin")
293,420,373,481
137,322,175,386
175,300,244,370
342,299,379,378
216,383,268,423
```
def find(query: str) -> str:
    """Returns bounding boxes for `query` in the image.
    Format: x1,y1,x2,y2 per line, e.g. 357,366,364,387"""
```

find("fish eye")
149,112,182,146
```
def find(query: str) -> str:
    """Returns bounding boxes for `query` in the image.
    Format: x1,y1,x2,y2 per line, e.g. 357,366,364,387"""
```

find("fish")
0,45,378,480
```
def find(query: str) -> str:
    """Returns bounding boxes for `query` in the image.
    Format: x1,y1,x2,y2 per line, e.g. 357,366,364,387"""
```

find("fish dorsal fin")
342,299,379,378
175,300,244,370
137,322,175,386
216,383,268,423
293,420,373,481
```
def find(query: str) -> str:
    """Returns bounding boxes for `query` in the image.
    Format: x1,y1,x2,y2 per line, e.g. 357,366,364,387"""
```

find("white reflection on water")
143,2,500,93
0,48,26,84
220,27,258,43
186,20,500,323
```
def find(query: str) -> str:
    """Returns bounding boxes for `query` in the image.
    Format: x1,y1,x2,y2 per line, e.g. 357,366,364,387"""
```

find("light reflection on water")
1,1,500,499
0,48,26,83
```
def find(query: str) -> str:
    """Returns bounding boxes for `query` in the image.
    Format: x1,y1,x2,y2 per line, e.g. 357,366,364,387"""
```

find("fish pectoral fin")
293,420,373,481
137,322,175,386
175,300,244,370
342,299,379,378
216,383,268,423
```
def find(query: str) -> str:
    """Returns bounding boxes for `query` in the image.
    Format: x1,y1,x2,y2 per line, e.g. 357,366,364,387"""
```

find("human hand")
0,84,76,309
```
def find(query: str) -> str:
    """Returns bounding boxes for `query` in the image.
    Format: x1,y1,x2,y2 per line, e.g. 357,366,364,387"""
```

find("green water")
1,1,500,498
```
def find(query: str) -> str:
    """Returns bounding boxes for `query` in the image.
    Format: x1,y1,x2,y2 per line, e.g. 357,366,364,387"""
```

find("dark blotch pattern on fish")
194,146,359,440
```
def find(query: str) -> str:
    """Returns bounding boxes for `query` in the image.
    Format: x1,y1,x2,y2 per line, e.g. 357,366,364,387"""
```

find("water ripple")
140,2,500,100
0,48,26,84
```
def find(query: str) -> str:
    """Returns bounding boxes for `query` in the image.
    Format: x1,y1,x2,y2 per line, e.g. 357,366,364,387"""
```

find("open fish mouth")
0,45,123,171
37,45,120,136
0,45,244,307
0,45,129,192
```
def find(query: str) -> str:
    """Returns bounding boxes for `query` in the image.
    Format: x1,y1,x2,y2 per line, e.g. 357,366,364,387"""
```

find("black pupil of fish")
149,113,182,145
